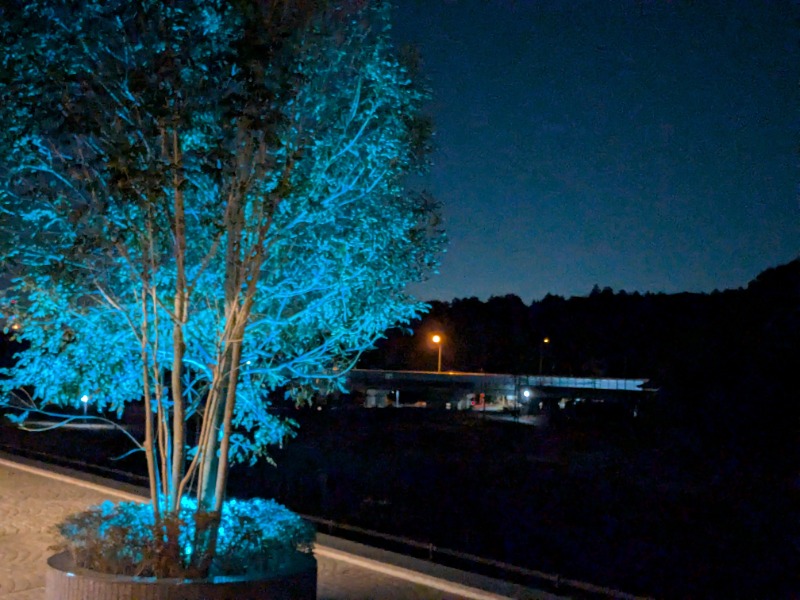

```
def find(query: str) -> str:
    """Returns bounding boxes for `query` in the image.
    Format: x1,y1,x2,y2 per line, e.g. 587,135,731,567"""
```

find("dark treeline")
361,258,799,380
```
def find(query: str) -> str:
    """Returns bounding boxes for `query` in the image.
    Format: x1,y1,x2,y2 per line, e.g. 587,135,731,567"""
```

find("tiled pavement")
0,457,554,600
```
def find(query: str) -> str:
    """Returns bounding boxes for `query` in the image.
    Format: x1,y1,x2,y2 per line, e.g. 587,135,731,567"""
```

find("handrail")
0,442,150,485
302,514,652,600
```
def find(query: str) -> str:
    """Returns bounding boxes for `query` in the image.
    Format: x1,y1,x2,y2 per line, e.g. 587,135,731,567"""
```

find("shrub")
54,498,315,578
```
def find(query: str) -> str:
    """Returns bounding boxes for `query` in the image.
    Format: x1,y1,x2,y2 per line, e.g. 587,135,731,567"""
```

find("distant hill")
360,257,799,379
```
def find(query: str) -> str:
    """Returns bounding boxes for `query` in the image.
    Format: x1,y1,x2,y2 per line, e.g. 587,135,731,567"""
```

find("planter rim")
47,550,316,585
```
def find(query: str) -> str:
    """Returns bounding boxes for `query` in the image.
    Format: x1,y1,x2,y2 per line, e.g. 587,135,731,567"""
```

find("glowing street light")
431,334,443,373
539,337,550,374
81,394,89,417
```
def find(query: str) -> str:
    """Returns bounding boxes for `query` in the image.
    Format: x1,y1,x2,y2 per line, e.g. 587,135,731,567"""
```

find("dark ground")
1,407,797,599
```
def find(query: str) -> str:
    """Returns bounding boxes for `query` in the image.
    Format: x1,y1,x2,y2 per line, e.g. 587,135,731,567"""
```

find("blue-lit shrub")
56,498,315,578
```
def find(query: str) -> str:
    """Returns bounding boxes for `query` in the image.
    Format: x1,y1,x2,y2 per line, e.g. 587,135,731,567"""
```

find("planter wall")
45,551,317,600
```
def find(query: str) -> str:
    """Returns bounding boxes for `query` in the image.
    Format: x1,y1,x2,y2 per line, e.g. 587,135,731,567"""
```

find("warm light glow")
543,337,550,344
431,334,443,372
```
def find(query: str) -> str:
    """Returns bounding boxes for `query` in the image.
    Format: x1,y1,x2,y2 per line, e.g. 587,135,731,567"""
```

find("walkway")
0,457,554,600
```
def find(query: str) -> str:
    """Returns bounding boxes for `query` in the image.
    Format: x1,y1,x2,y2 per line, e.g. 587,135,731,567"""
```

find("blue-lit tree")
0,0,443,575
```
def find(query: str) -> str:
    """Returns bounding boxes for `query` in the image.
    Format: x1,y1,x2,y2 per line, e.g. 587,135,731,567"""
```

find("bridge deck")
350,369,652,393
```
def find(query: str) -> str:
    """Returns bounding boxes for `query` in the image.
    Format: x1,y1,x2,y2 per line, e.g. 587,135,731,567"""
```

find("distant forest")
361,258,798,378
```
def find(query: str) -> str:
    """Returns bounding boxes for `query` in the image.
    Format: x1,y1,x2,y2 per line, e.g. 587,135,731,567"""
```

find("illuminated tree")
0,0,442,573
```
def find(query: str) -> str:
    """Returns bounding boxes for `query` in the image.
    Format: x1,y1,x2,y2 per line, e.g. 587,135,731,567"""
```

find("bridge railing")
521,376,649,391
351,369,653,393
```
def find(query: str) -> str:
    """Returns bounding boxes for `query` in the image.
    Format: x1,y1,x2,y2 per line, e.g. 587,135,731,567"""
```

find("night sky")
392,0,799,302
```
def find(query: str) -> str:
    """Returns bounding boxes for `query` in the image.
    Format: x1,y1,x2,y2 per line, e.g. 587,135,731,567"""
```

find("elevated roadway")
346,369,655,408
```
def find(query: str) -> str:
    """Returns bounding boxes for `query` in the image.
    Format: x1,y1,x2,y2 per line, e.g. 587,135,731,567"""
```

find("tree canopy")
0,0,443,573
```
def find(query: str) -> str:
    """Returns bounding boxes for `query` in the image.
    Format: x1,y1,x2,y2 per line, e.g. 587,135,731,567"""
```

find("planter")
45,550,317,600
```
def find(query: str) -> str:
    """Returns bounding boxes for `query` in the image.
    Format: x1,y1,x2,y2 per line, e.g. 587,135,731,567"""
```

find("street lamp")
539,337,550,374
431,334,442,373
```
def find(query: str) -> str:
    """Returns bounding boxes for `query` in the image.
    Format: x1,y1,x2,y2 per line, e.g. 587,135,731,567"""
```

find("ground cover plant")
55,497,314,578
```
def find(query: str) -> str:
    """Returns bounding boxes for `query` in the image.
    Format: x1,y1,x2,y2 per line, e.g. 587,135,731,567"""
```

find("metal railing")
304,515,652,600
0,442,149,486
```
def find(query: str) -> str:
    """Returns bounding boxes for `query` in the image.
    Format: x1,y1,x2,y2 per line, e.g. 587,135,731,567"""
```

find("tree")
0,0,443,575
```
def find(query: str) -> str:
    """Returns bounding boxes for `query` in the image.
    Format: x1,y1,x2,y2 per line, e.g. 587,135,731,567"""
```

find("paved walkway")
0,457,554,600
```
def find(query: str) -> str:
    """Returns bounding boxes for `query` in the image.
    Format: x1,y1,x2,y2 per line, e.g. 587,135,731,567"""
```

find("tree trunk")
170,128,187,513
141,286,160,519
213,335,243,512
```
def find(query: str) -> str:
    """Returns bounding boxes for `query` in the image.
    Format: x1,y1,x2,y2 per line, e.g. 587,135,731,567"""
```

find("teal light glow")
0,0,443,576
57,497,315,578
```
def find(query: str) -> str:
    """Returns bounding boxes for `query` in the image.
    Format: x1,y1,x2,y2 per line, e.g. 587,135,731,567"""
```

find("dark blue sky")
393,0,799,302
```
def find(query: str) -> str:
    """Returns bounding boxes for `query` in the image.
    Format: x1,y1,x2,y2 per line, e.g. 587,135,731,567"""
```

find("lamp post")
539,337,550,374
432,334,442,373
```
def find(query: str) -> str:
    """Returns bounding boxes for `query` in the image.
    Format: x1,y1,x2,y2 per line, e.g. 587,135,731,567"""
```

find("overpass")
345,369,655,409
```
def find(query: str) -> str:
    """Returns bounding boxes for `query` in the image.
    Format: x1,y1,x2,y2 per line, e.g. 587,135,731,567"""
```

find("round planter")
45,550,317,600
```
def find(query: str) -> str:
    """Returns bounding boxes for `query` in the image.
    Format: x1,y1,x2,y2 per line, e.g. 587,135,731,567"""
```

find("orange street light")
539,337,550,374
432,334,442,373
